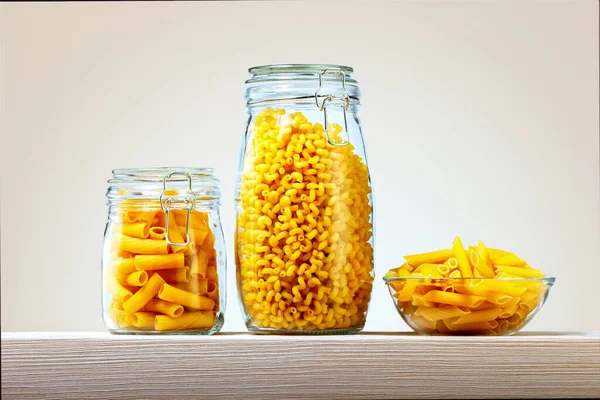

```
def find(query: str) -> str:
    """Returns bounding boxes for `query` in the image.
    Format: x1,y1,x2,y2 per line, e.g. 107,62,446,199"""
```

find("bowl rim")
382,276,556,284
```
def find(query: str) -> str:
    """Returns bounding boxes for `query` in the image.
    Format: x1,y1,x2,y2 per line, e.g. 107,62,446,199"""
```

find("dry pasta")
236,108,374,332
103,207,220,332
385,237,550,335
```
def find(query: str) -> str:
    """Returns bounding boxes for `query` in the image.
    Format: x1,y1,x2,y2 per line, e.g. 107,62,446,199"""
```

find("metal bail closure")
159,172,197,247
314,68,351,146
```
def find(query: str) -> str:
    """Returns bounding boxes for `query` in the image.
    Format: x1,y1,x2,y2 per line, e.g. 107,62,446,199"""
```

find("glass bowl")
383,276,555,335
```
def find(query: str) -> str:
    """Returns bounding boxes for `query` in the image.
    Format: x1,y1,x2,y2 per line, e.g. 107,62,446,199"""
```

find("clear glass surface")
235,65,375,334
383,276,555,335
102,168,226,334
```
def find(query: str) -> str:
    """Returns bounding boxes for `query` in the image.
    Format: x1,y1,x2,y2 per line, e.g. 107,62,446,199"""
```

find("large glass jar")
102,168,225,334
235,64,374,334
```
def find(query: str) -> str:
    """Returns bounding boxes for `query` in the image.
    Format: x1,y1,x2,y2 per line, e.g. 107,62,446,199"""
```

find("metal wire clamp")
314,68,351,146
159,171,196,247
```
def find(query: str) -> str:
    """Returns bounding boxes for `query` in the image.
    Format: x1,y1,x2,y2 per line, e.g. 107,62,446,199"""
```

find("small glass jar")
235,64,375,334
102,168,225,334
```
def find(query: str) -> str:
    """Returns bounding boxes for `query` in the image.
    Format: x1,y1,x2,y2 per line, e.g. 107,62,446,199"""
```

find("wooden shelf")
2,332,599,399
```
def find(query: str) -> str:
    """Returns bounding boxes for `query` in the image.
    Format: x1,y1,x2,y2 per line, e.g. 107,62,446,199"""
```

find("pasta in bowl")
383,237,555,335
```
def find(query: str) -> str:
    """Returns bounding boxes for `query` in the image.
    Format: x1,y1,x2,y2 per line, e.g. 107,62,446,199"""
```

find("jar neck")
245,64,361,107
106,168,221,209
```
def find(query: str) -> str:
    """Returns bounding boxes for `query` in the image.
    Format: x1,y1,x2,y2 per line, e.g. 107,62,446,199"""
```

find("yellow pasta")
484,292,514,307
174,276,208,294
190,227,209,246
155,311,215,331
123,273,165,314
452,236,473,278
104,207,220,332
395,278,421,302
385,237,551,335
151,267,191,283
443,320,495,333
452,308,502,325
237,109,373,332
414,264,444,277
158,283,215,310
113,258,136,282
149,226,166,240
117,234,168,255
105,276,133,303
423,291,485,308
189,249,209,277
141,298,184,318
131,312,157,328
475,241,495,277
404,249,454,266
137,210,158,224
121,222,150,239
134,253,184,271
166,212,187,252
418,305,471,322
206,281,219,305
494,265,544,278
493,254,527,267
125,270,148,287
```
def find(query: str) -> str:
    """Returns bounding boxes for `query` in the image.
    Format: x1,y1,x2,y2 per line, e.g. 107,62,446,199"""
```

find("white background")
1,1,599,332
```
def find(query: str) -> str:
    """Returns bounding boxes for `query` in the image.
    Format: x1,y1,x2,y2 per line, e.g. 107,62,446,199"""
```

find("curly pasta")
236,108,374,332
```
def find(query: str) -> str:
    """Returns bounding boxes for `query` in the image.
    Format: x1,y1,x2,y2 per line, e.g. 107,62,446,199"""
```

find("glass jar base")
108,314,224,335
245,322,364,335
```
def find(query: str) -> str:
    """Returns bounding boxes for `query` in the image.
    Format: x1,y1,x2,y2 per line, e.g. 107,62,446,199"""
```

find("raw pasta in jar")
102,168,225,334
236,109,374,333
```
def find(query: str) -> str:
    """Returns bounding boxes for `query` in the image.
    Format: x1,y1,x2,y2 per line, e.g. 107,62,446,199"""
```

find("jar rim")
110,167,216,182
107,167,220,205
248,64,354,75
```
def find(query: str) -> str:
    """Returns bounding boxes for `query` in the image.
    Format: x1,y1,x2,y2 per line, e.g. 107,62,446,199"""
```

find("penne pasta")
206,261,219,282
492,254,527,267
414,264,444,278
452,237,473,278
151,267,191,283
104,205,219,332
155,311,215,331
105,276,133,303
494,265,544,278
125,270,148,287
117,234,169,255
137,210,158,224
166,212,188,252
149,226,166,240
404,249,454,266
445,257,459,270
206,280,219,305
123,273,166,314
418,305,471,322
423,291,485,308
158,283,215,310
190,227,210,247
121,222,150,239
408,315,437,331
484,292,514,306
385,237,550,335
498,303,519,319
452,308,502,325
131,312,158,328
396,278,421,302
113,258,136,282
443,319,495,332
175,276,208,294
141,298,184,318
189,251,209,277
475,241,496,277
134,253,185,271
